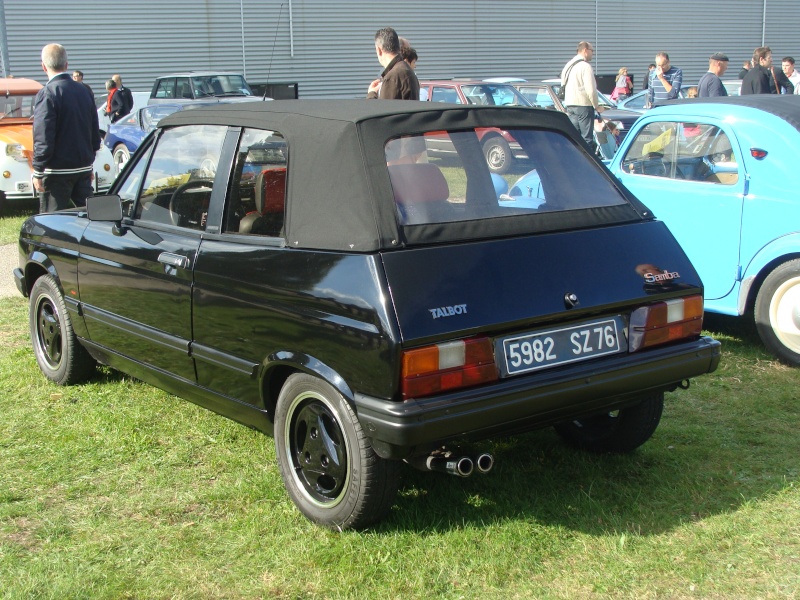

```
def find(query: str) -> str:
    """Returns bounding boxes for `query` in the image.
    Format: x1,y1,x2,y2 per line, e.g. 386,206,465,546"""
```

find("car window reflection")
132,125,226,229
622,121,738,184
223,128,288,237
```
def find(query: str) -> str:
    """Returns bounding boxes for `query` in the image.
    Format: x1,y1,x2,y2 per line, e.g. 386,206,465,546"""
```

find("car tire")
553,391,664,453
112,144,130,174
274,373,400,530
482,136,513,174
754,259,800,365
29,275,96,385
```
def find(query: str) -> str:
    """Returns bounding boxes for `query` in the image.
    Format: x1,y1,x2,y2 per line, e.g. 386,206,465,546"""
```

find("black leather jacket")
33,72,101,177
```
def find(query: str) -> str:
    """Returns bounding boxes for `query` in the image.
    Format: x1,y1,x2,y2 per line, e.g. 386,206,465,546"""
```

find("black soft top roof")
662,94,800,133
159,100,647,251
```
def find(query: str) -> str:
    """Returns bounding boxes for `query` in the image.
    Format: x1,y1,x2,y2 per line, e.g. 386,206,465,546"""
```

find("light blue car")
605,95,800,364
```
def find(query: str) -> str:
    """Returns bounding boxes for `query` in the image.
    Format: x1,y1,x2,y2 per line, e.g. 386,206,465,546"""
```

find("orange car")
0,78,114,212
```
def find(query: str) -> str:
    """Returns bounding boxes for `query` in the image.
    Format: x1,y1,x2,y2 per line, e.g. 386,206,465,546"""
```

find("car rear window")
386,128,627,227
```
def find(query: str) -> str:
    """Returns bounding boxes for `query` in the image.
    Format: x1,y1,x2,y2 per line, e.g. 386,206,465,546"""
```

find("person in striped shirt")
647,52,683,107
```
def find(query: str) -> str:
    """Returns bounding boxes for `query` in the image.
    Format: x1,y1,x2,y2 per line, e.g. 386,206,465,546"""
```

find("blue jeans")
566,106,597,153
38,172,93,213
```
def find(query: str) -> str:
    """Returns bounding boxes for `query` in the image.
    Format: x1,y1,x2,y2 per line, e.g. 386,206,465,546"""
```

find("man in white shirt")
781,57,800,93
561,41,604,153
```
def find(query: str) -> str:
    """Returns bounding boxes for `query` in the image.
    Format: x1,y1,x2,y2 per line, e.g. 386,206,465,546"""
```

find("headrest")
388,163,449,205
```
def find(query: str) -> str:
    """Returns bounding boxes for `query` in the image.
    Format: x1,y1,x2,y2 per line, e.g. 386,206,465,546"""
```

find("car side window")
132,125,226,230
154,78,176,100
519,86,556,109
116,142,153,218
176,78,193,99
223,128,287,237
431,87,461,104
622,121,738,184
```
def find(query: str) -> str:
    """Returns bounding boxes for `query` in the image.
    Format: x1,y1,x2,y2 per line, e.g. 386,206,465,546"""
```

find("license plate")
497,317,627,376
16,181,31,193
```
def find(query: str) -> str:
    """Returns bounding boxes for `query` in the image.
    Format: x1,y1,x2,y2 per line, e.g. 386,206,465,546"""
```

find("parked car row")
417,78,641,172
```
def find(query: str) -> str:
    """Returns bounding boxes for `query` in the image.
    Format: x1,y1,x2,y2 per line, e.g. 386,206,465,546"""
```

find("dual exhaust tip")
408,450,494,478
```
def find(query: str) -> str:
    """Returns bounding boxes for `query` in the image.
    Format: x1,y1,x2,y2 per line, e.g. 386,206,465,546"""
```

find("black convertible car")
14,100,720,530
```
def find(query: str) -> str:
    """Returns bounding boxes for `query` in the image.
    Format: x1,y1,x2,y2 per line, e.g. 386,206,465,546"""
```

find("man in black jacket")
112,73,134,119
32,44,101,213
740,46,792,95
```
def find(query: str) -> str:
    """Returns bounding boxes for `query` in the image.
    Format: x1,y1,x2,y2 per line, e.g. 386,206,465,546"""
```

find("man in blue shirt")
697,53,729,97
647,52,683,107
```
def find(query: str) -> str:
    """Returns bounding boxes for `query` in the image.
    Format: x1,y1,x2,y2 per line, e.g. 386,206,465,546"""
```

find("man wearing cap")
697,53,730,97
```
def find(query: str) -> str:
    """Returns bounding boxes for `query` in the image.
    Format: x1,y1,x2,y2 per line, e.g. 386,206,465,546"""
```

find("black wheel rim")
36,296,63,369
284,392,350,508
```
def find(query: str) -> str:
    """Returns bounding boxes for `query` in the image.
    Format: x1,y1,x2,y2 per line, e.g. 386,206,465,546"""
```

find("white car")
0,77,114,212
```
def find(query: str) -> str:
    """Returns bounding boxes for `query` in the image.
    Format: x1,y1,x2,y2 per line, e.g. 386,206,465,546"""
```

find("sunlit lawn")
1,291,798,598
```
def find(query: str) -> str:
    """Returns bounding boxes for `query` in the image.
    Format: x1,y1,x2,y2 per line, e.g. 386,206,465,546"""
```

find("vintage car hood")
0,123,34,149
382,220,701,344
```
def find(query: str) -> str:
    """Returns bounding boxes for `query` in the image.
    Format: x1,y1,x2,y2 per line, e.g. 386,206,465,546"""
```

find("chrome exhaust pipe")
474,452,494,474
406,451,474,477
426,454,474,477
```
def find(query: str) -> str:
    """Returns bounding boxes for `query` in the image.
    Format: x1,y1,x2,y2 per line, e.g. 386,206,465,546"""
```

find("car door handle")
157,252,189,269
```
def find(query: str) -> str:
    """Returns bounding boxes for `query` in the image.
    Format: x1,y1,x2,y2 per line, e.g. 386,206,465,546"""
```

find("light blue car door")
612,119,746,301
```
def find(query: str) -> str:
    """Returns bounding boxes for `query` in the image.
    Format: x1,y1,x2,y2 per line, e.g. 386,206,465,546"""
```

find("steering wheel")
169,179,213,226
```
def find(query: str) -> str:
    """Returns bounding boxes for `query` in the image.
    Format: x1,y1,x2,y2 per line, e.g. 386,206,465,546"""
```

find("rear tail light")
401,337,498,399
629,295,704,352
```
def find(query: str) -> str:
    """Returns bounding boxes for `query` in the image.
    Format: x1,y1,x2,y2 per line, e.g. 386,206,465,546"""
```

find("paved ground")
1,243,19,299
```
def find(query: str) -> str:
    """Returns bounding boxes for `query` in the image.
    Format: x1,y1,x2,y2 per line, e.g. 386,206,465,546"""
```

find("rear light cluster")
401,338,497,399
400,295,704,400
629,295,704,352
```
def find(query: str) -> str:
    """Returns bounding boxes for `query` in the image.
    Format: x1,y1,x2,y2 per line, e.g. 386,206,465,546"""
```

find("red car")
418,80,534,174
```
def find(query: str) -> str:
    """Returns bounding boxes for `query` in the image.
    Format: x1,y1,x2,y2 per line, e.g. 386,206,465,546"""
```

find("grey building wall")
2,0,799,98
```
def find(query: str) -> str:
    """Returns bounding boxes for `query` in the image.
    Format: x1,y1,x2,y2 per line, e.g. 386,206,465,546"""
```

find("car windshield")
458,84,532,106
386,128,626,227
190,75,252,97
0,93,36,119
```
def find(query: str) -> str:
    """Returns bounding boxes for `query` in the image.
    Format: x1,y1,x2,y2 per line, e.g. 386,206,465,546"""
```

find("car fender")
739,233,800,314
23,249,61,292
262,349,358,413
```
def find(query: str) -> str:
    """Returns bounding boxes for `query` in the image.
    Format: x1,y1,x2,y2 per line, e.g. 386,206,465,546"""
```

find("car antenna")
264,2,285,101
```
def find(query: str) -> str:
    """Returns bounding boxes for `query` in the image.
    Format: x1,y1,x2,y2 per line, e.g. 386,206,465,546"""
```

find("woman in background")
611,67,633,101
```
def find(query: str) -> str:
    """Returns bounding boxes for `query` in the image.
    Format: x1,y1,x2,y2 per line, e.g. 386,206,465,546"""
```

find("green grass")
0,200,35,245
1,297,798,599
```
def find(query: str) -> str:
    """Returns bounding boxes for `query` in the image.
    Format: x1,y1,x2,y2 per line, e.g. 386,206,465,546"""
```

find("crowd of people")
31,33,800,215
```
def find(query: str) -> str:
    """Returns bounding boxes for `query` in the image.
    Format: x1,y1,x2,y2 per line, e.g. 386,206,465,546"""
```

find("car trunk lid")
381,220,701,345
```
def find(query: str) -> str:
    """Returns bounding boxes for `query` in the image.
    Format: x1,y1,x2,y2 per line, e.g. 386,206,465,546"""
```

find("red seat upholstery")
240,167,286,235
256,167,286,215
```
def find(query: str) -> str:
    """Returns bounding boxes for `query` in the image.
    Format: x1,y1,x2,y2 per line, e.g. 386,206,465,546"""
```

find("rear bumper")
355,336,721,459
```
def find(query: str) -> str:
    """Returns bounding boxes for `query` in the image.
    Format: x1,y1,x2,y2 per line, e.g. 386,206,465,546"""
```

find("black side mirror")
87,194,123,222
87,194,126,235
